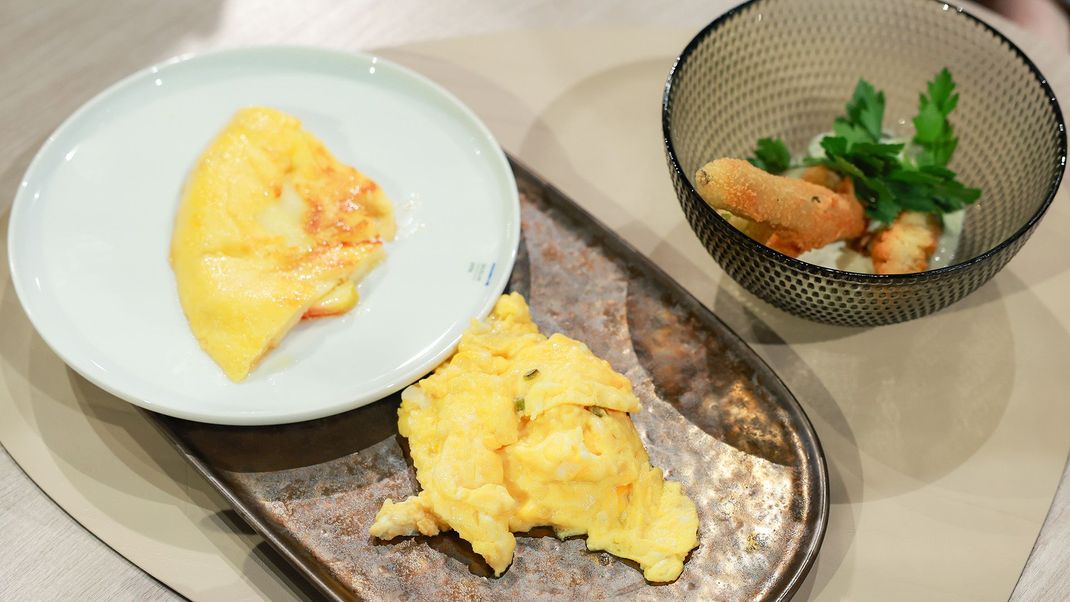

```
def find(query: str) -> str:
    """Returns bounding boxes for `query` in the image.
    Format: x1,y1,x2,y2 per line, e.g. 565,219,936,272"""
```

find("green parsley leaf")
912,68,960,168
831,120,874,148
856,176,900,223
837,79,886,145
804,69,979,222
819,135,849,158
747,137,792,174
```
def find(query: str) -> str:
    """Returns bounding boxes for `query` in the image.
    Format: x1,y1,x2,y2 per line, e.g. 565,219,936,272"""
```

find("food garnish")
701,69,978,274
746,137,792,175
748,69,980,224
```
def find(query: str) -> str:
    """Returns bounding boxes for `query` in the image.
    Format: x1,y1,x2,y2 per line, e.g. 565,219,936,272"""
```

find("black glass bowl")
663,0,1066,326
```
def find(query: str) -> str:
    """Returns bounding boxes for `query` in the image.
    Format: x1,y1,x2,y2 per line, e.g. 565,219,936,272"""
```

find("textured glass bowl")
663,0,1066,326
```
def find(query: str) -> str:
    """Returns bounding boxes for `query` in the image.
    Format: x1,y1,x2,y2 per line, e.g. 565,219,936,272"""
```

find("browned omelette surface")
171,107,395,381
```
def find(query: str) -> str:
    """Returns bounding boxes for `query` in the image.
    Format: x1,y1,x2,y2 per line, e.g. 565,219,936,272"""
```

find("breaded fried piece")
715,209,775,244
800,165,842,190
695,158,866,257
870,211,942,274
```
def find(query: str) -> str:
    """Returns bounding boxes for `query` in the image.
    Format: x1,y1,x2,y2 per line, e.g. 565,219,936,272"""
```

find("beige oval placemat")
3,15,1070,602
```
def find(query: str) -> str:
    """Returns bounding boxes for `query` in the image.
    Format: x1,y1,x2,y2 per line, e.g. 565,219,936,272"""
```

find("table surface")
2,1,1069,600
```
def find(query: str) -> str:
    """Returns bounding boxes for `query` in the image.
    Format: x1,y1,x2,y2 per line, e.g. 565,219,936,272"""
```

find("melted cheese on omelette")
370,293,699,582
170,107,394,381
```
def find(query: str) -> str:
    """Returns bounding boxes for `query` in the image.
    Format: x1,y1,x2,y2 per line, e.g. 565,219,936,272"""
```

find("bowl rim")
662,0,1068,283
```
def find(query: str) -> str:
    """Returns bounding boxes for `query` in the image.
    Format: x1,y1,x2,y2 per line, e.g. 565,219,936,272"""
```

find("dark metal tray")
150,159,828,601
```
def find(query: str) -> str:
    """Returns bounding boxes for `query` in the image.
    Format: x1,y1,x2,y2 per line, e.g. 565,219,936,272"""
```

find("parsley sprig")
747,137,792,174
834,79,885,145
912,68,960,168
747,69,980,223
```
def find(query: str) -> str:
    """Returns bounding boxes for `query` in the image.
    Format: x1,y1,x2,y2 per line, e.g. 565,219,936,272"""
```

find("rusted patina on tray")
151,160,828,601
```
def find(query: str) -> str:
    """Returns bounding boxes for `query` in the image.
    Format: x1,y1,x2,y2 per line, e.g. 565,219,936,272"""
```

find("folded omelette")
171,107,394,381
371,293,699,582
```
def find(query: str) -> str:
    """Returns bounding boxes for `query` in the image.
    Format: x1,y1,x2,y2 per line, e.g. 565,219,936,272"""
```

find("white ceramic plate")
7,46,519,425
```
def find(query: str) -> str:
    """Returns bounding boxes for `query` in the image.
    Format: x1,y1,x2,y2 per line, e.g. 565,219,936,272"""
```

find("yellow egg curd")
370,293,699,582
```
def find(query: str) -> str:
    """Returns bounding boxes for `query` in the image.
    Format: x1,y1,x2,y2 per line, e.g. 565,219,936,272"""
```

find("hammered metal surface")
153,162,827,601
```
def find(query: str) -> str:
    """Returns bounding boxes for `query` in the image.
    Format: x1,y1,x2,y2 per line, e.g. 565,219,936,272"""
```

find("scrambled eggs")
370,294,699,582
171,107,394,381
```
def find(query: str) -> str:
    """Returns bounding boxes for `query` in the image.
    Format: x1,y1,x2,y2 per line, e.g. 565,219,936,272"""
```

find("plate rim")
6,45,521,425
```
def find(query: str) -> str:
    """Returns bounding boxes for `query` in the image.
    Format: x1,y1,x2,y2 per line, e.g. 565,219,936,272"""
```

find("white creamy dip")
797,210,963,273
